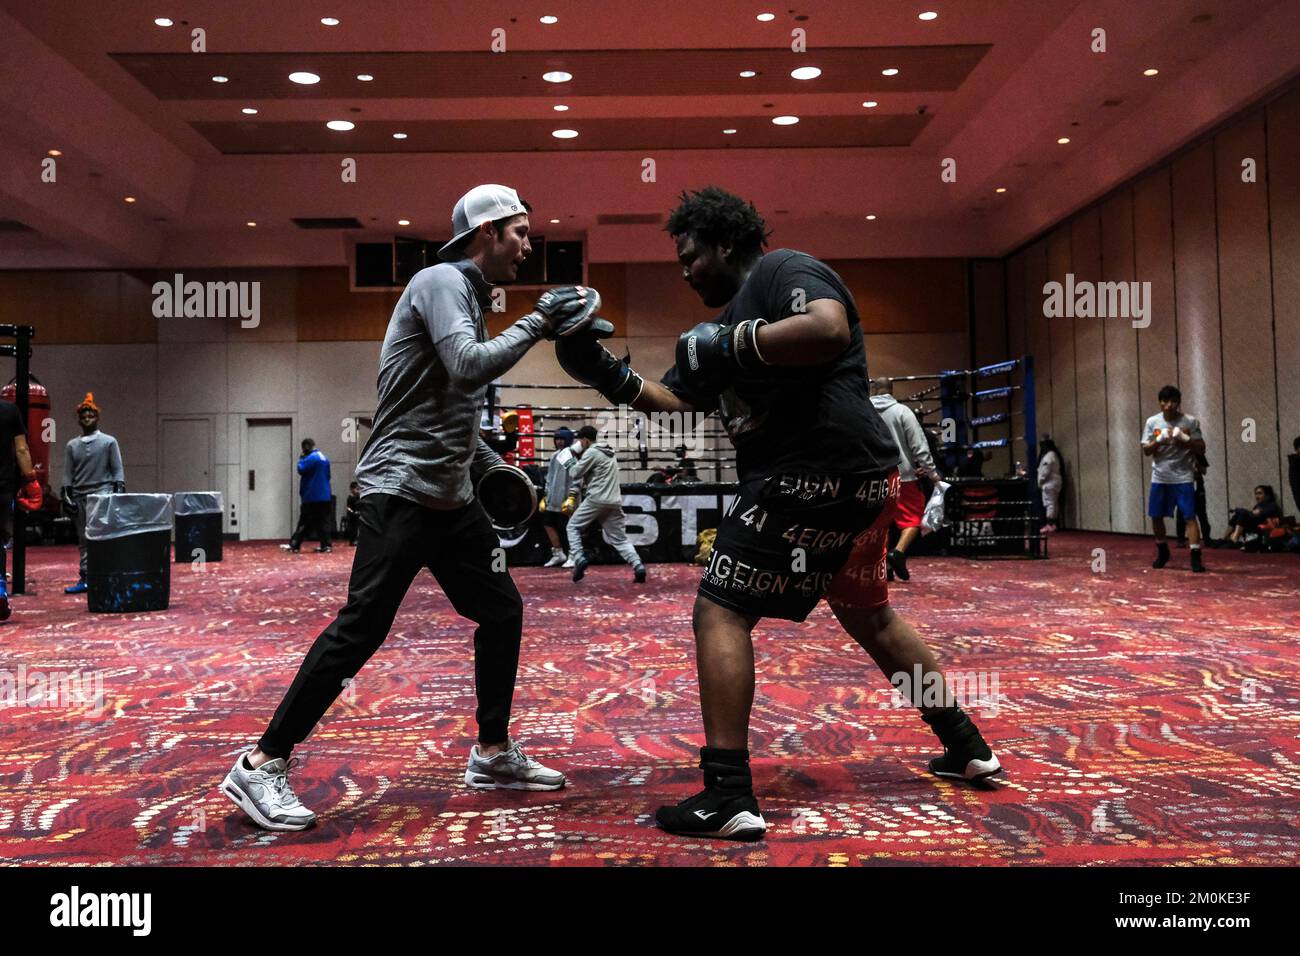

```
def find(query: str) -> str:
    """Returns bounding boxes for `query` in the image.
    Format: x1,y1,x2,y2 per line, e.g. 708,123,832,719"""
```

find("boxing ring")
881,356,1045,558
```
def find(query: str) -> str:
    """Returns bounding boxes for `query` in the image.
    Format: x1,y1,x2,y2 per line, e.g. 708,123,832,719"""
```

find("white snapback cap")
437,184,527,261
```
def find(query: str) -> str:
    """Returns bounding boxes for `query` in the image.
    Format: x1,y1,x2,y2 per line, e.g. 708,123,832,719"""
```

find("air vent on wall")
0,219,34,232
292,217,365,229
597,213,664,226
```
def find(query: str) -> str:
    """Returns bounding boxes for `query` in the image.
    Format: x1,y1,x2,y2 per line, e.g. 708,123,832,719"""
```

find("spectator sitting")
1289,436,1299,516
1226,484,1281,547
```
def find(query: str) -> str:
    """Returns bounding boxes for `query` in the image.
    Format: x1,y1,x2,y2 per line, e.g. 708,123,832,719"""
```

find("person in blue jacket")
289,438,332,553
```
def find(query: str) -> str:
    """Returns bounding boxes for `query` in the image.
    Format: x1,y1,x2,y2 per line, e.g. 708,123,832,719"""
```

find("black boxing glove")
554,319,644,405
674,319,768,393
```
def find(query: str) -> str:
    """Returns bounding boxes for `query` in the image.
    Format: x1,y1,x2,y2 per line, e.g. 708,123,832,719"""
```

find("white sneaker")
561,556,576,569
544,552,567,568
221,753,317,831
464,739,566,791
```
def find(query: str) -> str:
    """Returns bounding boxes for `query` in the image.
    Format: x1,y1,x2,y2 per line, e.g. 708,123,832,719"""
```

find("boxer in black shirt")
555,186,1001,840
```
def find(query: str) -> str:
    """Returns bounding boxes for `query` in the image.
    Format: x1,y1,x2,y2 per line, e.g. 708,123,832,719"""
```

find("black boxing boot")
1153,542,1171,568
655,747,766,841
923,707,1003,785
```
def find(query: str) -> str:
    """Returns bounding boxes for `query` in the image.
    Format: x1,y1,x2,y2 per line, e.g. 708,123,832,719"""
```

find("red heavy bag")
3,373,51,484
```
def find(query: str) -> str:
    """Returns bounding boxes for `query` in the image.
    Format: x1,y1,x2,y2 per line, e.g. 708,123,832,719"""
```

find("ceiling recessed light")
739,70,757,78
154,17,173,27
790,66,822,80
862,100,879,108
289,71,321,85
211,75,229,83
553,104,569,111
1057,137,1070,144
326,120,355,131
246,221,257,227
918,11,938,20
540,15,558,24
392,132,408,139
124,196,136,203
551,128,579,139
356,73,374,82
723,128,737,134
882,68,899,76
397,219,411,226
549,218,561,224
1143,68,1159,76
866,214,877,220
995,187,1007,193
47,149,62,156
756,12,776,21
242,107,258,115
320,17,340,26
772,115,800,125
542,71,572,83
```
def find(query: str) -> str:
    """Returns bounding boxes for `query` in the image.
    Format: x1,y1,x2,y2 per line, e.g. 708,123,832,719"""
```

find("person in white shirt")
1037,437,1063,533
1141,385,1206,572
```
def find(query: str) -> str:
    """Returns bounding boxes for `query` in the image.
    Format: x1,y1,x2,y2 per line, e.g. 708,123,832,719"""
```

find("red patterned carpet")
2,534,1297,867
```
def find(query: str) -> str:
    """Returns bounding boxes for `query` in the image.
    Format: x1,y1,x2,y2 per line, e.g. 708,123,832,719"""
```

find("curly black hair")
664,186,771,262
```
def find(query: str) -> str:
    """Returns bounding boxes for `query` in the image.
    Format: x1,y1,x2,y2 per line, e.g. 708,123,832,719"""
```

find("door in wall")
246,419,292,540
160,417,213,493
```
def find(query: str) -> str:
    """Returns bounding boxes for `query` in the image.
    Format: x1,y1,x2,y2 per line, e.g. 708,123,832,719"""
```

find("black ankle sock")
699,746,753,794
922,707,989,756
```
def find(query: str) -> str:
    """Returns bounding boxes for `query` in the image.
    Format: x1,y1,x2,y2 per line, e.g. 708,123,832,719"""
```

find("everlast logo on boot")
49,885,152,936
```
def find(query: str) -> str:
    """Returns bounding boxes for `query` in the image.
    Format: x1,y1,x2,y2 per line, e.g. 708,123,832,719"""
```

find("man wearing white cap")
222,184,603,831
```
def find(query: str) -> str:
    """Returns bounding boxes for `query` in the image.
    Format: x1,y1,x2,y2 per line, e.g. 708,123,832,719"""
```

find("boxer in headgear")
554,185,1001,840
222,184,603,831
540,426,576,567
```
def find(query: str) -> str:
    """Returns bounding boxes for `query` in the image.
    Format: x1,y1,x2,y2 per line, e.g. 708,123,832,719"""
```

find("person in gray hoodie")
562,425,646,583
869,378,936,582
541,426,576,567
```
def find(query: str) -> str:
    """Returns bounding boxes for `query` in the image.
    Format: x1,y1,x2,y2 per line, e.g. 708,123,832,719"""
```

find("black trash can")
84,493,173,613
173,492,224,564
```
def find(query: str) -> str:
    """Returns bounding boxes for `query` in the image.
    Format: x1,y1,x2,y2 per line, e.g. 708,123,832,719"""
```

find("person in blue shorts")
1142,385,1206,573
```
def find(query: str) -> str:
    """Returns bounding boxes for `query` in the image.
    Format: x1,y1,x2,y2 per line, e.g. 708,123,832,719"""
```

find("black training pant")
291,500,333,549
259,493,524,757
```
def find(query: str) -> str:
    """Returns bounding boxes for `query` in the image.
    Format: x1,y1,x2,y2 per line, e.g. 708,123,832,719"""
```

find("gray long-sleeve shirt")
64,430,125,495
355,260,547,509
564,443,623,506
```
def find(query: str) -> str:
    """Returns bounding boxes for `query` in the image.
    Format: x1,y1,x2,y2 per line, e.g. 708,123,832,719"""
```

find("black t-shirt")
0,400,27,495
660,249,899,482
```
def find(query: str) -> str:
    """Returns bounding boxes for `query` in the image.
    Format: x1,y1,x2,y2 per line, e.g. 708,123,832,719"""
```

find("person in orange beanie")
62,393,125,594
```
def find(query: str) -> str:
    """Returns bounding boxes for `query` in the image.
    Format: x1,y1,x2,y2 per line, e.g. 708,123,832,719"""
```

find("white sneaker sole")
464,770,566,791
661,811,767,841
931,755,1003,783
220,772,316,831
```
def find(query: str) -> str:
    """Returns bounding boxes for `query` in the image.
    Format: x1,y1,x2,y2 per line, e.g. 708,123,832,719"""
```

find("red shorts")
893,479,926,529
